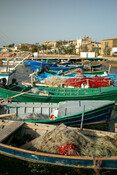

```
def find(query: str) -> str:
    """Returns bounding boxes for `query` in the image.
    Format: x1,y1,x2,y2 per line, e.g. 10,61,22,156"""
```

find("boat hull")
0,101,114,126
30,61,54,67
34,103,114,126
0,70,16,85
0,120,117,172
0,86,117,103
0,143,117,170
32,65,84,72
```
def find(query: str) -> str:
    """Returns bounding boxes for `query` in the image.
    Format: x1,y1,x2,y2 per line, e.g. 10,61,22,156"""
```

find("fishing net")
30,88,50,95
65,77,113,88
29,124,117,157
66,68,83,75
75,73,84,78
41,76,66,87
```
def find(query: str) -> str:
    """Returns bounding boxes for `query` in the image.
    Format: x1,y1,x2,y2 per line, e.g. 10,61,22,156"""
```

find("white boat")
0,55,30,85
0,69,16,85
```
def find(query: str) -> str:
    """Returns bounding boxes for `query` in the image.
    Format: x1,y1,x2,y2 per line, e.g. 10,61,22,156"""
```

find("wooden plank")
0,90,31,103
0,121,24,142
0,113,16,118
0,102,59,108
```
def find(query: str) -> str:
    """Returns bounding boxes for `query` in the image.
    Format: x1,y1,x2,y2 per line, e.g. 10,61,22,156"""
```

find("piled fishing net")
75,73,84,78
65,77,112,88
41,76,66,87
29,124,117,157
30,88,50,95
66,68,83,75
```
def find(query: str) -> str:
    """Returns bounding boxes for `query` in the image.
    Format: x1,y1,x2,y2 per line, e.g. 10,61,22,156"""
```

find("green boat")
0,85,117,103
0,100,114,126
82,70,108,75
49,69,108,75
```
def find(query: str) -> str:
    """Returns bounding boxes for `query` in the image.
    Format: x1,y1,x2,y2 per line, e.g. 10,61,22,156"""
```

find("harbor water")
0,64,117,175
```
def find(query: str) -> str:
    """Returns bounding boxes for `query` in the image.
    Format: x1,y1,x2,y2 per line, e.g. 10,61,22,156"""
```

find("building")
101,38,117,56
41,40,77,54
75,39,82,54
65,40,77,46
87,41,101,52
41,41,55,47
112,47,117,56
75,35,92,54
18,43,34,50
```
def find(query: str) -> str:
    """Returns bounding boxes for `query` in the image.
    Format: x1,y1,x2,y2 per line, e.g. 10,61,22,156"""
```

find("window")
105,42,108,48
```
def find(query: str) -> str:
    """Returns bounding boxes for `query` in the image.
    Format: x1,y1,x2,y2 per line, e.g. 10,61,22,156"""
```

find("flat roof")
102,38,117,41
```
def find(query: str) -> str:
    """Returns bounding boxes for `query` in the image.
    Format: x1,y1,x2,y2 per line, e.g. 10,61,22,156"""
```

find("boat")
0,70,15,85
24,59,39,66
30,60,57,67
48,69,109,76
82,70,108,75
83,63,102,71
0,100,114,126
0,71,16,85
102,73,117,80
0,55,31,85
34,73,114,88
34,71,116,82
32,64,84,73
0,120,117,173
82,73,117,80
24,59,60,66
0,85,117,102
0,65,16,85
29,59,72,67
42,70,116,85
83,57,107,61
24,59,58,67
2,59,24,66
34,72,77,82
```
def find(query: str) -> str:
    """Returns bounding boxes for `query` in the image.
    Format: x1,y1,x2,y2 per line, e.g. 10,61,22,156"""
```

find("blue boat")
24,59,58,67
32,64,84,73
30,60,71,66
34,72,117,84
24,59,72,68
30,60,55,67
103,73,117,80
0,120,117,173
35,72,76,81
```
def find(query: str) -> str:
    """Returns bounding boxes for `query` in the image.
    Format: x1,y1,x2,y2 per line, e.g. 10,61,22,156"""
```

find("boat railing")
38,86,101,96
1,102,59,118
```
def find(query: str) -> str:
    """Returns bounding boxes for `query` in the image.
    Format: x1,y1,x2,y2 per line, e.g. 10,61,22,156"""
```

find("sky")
0,0,117,47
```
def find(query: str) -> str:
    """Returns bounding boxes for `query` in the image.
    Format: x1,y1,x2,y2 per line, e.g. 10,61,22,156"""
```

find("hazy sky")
0,0,117,46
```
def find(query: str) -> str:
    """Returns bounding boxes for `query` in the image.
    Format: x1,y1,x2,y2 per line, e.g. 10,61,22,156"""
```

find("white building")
112,47,117,56
75,39,82,54
80,52,95,58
